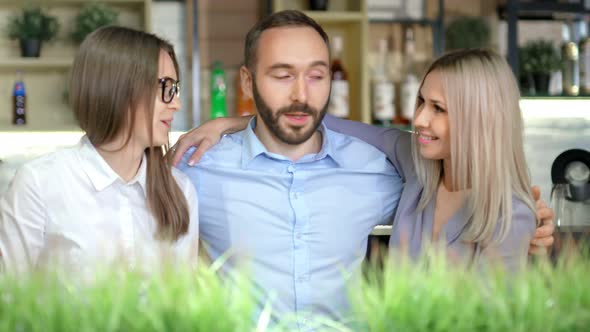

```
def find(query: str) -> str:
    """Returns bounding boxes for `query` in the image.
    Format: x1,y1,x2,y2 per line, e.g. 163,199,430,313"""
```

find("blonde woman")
388,49,537,270
0,26,199,274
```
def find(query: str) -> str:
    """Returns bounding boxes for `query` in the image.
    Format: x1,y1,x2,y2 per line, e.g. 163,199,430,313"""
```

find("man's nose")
290,75,308,104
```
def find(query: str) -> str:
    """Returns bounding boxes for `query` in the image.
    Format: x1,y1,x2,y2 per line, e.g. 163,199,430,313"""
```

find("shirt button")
297,274,308,282
293,192,299,199
287,165,295,173
296,232,302,239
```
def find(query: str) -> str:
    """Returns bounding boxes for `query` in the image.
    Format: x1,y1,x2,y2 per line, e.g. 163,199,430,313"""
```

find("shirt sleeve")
0,165,47,274
476,199,536,273
323,115,415,181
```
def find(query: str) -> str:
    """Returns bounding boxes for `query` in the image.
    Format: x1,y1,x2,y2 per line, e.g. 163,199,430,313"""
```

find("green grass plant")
1,246,589,331
350,246,590,332
0,262,256,332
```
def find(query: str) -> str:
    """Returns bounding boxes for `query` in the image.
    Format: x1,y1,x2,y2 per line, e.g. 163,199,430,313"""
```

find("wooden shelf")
0,126,80,133
303,11,364,23
521,95,590,100
498,2,590,19
0,0,146,5
0,58,72,71
369,18,438,25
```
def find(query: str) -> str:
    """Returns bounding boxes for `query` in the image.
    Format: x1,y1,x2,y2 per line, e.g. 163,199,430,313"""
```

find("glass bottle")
372,38,395,126
562,23,580,96
210,61,228,119
328,35,350,119
13,70,26,126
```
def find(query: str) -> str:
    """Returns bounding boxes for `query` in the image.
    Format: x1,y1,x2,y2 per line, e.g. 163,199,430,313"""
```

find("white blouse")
0,136,199,275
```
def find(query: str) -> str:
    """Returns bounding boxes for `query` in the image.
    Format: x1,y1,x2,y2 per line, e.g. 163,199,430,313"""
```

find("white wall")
152,1,192,131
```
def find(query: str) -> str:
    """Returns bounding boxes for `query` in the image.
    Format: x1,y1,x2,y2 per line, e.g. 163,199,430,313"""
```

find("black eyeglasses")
158,77,180,104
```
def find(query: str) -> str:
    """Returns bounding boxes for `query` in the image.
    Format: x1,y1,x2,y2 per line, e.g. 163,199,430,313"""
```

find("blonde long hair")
70,26,189,241
412,49,536,244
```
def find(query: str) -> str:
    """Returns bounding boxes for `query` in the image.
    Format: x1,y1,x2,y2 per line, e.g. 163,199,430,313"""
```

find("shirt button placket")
121,184,136,268
288,163,311,317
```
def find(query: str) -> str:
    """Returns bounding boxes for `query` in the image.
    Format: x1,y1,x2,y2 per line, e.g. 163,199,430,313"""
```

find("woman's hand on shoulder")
529,186,555,255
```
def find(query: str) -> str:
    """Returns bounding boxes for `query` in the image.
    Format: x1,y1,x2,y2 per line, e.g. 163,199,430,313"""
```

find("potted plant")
71,3,119,43
7,6,59,57
518,46,536,95
519,40,561,95
445,16,491,51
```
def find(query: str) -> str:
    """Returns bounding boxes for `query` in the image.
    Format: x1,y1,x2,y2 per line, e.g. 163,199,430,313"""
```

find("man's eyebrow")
267,63,295,71
309,60,329,68
266,61,329,72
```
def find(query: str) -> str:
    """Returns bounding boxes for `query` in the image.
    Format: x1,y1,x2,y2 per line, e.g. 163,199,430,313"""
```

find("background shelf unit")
0,0,151,131
501,0,590,79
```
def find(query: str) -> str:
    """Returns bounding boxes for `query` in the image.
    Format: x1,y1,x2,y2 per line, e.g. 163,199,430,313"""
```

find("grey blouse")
324,115,536,271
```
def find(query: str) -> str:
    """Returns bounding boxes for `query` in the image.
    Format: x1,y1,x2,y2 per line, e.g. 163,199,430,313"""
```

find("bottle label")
14,82,25,96
211,72,227,118
328,80,349,118
13,79,26,125
13,95,26,125
401,78,420,120
562,59,580,96
372,81,394,121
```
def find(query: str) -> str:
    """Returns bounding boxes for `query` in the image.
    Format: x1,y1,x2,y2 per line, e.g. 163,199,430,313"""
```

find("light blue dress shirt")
178,118,402,328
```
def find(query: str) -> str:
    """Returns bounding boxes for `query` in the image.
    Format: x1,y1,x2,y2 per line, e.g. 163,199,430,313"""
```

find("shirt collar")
78,136,148,196
240,117,342,169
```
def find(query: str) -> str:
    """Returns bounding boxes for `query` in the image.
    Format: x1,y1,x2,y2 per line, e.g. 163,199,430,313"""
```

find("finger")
536,207,554,223
172,136,194,166
533,233,554,253
188,139,213,166
529,235,554,251
536,236,555,248
531,185,541,201
528,243,549,255
534,220,555,238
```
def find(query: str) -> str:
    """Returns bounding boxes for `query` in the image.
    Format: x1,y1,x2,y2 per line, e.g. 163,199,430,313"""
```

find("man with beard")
177,10,403,329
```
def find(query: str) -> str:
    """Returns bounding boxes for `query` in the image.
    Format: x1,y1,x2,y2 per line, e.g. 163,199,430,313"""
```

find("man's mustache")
277,103,316,116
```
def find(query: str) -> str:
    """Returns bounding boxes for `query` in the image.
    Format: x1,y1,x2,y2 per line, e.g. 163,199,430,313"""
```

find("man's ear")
240,65,253,100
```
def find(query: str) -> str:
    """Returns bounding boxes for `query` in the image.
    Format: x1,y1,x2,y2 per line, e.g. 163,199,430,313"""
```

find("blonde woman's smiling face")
413,70,450,161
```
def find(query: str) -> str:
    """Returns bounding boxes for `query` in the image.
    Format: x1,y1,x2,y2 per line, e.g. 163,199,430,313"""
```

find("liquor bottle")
328,35,350,119
13,70,26,126
579,21,590,95
210,61,228,119
236,70,255,116
396,27,419,125
309,0,328,10
372,38,395,126
562,23,580,96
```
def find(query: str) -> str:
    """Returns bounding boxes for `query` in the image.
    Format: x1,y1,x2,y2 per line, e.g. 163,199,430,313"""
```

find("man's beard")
252,79,328,145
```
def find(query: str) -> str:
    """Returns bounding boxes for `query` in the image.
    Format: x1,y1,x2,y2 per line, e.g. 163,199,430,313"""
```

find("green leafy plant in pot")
71,3,119,43
7,6,59,57
519,40,560,95
445,16,491,51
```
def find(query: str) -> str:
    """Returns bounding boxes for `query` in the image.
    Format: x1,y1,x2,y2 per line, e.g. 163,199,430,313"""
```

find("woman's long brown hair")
70,26,189,241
